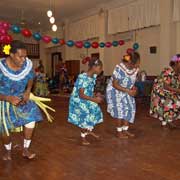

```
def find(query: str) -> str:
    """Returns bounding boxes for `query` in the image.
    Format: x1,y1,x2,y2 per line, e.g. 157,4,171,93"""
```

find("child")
34,66,49,97
68,59,103,145
106,52,140,138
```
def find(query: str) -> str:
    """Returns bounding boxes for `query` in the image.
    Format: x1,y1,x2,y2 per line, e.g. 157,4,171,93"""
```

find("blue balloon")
112,41,119,47
33,32,42,41
99,42,105,48
66,40,74,47
84,41,91,48
133,43,139,50
11,25,21,33
52,38,59,44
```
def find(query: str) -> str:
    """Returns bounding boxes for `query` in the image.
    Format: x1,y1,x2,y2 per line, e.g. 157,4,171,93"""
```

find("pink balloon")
42,35,51,43
75,41,83,48
105,42,112,48
2,22,10,30
0,28,7,35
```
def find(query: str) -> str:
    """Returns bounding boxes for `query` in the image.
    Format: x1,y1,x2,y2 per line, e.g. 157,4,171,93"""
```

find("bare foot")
81,138,90,146
123,131,135,138
2,150,12,161
168,122,177,129
117,132,129,139
88,131,100,139
22,148,36,160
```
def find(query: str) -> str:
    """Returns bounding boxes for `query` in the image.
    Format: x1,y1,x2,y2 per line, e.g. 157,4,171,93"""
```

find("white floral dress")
106,63,139,123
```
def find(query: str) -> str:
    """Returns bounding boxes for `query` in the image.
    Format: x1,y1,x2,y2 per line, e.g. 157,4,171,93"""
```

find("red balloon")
82,58,87,64
126,48,134,54
42,35,51,43
21,29,32,37
92,42,99,49
0,34,13,44
86,56,91,62
59,39,65,45
75,41,83,48
119,40,125,46
105,42,112,48
0,28,7,35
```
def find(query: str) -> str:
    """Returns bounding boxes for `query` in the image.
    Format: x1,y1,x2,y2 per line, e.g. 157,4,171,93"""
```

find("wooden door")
65,60,80,76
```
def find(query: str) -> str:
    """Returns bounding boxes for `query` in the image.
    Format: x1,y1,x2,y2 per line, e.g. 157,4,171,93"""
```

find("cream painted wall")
38,0,180,77
87,26,160,76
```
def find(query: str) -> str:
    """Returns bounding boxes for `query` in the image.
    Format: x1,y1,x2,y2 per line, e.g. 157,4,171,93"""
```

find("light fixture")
49,16,55,24
47,10,53,17
52,24,57,31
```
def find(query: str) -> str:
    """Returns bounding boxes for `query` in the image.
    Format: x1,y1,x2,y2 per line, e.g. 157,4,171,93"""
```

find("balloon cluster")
0,21,12,44
1,21,140,52
6,22,128,48
66,40,125,49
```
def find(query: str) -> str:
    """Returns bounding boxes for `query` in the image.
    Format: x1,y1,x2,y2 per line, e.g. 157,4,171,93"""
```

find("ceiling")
0,0,113,31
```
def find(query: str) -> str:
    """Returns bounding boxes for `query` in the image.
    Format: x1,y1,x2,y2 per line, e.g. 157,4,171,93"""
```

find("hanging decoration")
33,32,42,41
105,42,112,48
75,41,83,48
99,42,105,48
84,41,91,49
0,21,12,45
11,25,21,34
52,37,59,44
59,39,65,45
133,42,140,50
82,56,90,64
0,21,133,50
91,42,99,49
66,40,74,47
112,41,119,47
126,48,134,54
42,35,51,43
119,40,125,46
21,28,32,38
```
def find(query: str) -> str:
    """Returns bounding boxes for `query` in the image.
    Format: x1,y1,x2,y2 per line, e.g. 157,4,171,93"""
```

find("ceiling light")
49,16,55,24
47,10,53,17
52,24,57,31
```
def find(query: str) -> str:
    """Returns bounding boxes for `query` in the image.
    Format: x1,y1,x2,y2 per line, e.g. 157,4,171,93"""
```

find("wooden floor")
1,96,180,180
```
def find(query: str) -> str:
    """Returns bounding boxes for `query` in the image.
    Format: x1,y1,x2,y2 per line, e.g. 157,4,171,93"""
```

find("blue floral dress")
0,58,42,133
106,63,139,123
68,73,103,130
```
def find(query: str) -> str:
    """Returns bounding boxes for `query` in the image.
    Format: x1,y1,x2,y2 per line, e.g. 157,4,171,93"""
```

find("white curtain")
108,6,129,34
108,0,160,34
68,15,99,41
173,0,180,22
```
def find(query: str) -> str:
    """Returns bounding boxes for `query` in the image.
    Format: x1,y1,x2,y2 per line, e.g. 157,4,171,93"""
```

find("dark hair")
10,40,26,54
122,51,140,65
169,54,180,67
88,58,103,68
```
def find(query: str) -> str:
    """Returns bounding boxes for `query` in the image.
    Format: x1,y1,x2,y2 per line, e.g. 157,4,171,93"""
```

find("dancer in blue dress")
106,52,140,138
68,59,103,145
0,40,43,160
